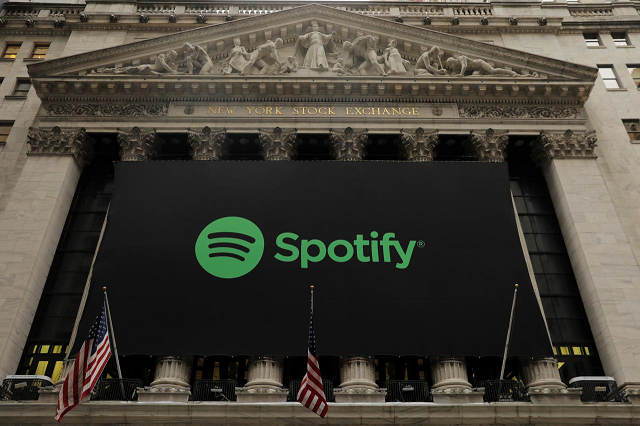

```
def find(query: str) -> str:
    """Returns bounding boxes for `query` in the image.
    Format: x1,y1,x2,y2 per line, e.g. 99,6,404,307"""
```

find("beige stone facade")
1,0,640,423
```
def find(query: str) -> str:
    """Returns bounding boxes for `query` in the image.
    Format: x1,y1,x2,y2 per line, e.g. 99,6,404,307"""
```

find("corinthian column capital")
400,128,439,162
27,126,92,168
258,127,297,161
117,127,158,161
470,128,509,162
188,126,226,160
536,130,597,163
330,128,368,161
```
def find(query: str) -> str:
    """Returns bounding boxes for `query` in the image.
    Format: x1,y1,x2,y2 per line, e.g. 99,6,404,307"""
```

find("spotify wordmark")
195,216,421,279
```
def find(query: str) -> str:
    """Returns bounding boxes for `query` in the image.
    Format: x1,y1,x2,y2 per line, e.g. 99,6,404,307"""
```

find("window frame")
0,121,13,145
623,119,640,143
627,64,640,89
2,43,22,60
29,43,50,60
11,78,32,98
583,32,602,48
597,65,622,90
612,32,631,47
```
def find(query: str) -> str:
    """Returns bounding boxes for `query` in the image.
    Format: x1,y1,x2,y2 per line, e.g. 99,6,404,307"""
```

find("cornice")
26,3,598,80
39,97,583,106
32,74,592,105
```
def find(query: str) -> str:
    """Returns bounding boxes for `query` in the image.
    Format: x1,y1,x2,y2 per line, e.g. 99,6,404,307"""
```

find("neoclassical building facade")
1,0,640,423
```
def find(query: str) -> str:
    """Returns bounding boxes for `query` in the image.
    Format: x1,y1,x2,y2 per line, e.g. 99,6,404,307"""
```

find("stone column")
187,126,226,160
334,356,385,403
138,356,192,402
521,357,581,403
400,128,439,162
236,356,288,402
329,128,367,161
0,127,89,380
259,127,297,161
470,128,509,162
537,130,640,391
116,127,158,161
430,357,483,403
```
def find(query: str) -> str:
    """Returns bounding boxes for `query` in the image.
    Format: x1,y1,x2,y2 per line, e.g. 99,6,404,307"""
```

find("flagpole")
500,284,519,380
103,286,127,401
102,286,123,380
310,285,314,314
65,205,110,362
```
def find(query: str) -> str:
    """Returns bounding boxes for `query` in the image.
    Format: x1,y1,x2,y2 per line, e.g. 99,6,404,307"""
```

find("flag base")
38,387,60,403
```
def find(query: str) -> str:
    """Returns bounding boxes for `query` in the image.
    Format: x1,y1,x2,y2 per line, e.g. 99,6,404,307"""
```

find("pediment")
27,4,597,102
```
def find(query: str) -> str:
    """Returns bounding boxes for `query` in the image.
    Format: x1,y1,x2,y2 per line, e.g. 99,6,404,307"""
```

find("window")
0,121,13,144
628,65,640,88
612,32,630,47
2,43,21,59
598,66,620,89
623,120,640,142
30,43,49,59
12,79,31,97
583,33,601,47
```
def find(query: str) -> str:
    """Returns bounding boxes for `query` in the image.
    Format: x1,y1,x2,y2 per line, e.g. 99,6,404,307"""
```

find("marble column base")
432,387,484,404
334,387,386,403
235,386,288,403
626,387,640,404
38,387,60,403
528,387,582,404
137,386,191,403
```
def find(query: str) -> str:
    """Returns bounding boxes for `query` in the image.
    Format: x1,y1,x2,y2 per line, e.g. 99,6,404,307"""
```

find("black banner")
76,161,552,357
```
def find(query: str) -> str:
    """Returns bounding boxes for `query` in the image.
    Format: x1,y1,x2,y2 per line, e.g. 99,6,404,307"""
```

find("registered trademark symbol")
417,240,425,248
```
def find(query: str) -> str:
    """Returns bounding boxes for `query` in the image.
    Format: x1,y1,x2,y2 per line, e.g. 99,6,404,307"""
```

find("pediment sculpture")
92,25,540,78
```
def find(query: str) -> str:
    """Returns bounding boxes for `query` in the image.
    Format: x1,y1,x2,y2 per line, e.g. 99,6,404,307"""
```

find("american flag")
297,307,328,418
55,305,111,422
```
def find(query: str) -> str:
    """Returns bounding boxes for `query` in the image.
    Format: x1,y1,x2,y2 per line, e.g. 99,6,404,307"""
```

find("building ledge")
0,401,637,424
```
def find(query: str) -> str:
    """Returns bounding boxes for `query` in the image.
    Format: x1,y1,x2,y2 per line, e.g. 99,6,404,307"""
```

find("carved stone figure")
294,21,337,70
337,35,386,76
383,39,410,75
280,56,300,74
414,46,447,76
445,55,537,77
221,38,250,74
182,42,215,75
400,128,439,162
98,50,180,75
330,128,368,161
259,127,297,161
241,38,284,75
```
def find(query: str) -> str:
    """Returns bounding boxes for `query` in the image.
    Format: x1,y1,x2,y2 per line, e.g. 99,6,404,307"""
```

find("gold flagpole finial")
515,284,519,289
102,286,107,292
310,285,314,290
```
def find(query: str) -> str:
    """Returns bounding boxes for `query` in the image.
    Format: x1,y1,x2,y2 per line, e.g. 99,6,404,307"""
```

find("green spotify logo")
195,216,265,279
196,216,421,279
